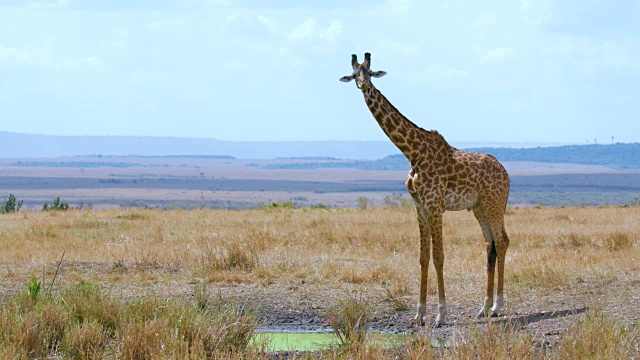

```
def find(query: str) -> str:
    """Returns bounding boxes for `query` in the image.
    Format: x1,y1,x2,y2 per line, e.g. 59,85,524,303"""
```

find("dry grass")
0,205,639,358
0,280,258,358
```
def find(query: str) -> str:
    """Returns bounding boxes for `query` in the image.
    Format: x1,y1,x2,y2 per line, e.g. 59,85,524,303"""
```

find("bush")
268,201,295,209
311,203,330,209
383,193,414,210
42,197,69,211
357,197,371,209
2,194,23,213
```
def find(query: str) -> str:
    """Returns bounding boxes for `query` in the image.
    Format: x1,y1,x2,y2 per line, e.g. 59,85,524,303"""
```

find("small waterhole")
252,331,449,352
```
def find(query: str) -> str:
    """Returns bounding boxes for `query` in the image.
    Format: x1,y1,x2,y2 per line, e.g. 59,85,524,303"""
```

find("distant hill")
265,154,410,170
266,143,640,170
0,131,562,160
0,131,398,159
10,132,629,167
467,143,640,170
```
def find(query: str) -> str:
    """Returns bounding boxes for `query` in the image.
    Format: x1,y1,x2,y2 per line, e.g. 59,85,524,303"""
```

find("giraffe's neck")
362,86,426,164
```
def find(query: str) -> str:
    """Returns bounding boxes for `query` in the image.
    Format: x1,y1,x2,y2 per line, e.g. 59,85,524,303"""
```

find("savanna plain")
0,205,638,358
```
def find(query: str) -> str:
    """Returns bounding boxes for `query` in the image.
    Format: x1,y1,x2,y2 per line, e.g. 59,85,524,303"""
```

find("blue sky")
1,0,639,144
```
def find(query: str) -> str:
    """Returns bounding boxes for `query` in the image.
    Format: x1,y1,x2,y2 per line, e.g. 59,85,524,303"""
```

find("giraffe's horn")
363,52,371,68
351,54,358,67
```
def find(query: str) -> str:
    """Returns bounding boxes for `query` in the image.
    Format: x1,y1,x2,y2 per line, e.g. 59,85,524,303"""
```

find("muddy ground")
214,268,639,345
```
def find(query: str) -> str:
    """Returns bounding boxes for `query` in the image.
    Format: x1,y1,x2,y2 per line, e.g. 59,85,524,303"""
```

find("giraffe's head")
339,52,386,91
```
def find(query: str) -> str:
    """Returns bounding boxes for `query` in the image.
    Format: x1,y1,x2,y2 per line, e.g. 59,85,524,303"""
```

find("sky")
0,0,639,144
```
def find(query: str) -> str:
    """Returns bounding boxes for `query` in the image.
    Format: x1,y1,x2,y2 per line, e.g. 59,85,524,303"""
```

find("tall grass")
1,207,636,285
554,310,640,359
0,206,638,358
0,280,258,358
324,292,370,351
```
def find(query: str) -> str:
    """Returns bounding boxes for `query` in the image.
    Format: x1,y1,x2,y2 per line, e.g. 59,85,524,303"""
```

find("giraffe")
340,53,511,327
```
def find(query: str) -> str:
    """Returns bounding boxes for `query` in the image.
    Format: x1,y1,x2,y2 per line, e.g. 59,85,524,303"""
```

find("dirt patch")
210,269,639,345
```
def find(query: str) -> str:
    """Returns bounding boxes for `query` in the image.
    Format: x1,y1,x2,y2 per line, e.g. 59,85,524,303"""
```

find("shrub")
268,201,295,209
383,193,401,207
43,197,69,211
2,193,23,213
357,196,371,209
311,203,331,209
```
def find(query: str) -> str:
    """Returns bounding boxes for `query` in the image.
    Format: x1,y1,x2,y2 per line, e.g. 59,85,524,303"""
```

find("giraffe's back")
442,150,509,212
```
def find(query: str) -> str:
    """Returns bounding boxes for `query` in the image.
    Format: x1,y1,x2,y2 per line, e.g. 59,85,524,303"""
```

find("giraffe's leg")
473,205,495,318
414,210,431,326
430,214,447,327
491,226,510,317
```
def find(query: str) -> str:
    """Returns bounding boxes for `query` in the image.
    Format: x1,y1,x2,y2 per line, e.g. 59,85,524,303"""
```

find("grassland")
0,205,638,358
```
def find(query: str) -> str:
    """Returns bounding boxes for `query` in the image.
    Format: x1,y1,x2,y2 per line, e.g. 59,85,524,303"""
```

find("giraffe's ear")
339,75,354,82
370,70,387,78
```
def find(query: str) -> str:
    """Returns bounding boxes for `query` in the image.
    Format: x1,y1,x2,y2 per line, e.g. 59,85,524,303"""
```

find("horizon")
1,1,639,144
0,130,598,147
1,131,634,161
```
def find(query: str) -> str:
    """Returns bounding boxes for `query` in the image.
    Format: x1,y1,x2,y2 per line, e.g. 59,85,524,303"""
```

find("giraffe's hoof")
490,311,500,318
431,320,446,328
414,316,426,326
477,310,489,318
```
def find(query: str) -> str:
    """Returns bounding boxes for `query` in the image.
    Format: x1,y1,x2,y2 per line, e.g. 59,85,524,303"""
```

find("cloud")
482,47,517,62
520,0,550,23
0,42,58,70
273,45,309,69
402,63,467,87
543,36,640,72
221,61,251,71
386,0,411,13
108,28,130,52
287,18,315,41
257,15,277,33
472,13,497,27
425,63,467,78
318,20,342,42
146,14,187,33
59,56,105,72
129,69,166,86
597,42,638,69
377,38,420,59
224,11,278,37
0,42,105,73
147,21,163,31
26,0,69,9
287,18,343,44
0,44,33,66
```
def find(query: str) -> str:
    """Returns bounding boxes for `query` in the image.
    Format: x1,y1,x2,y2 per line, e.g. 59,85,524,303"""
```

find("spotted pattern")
345,54,511,327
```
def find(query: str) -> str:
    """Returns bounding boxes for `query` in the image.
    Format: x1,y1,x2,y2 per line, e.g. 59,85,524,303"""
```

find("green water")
252,331,408,352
